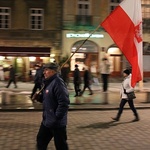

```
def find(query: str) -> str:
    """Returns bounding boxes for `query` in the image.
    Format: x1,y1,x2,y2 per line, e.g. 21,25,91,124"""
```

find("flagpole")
60,24,101,69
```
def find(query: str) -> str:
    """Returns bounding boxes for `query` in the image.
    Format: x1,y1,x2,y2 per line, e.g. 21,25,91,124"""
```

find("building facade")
62,0,150,78
0,0,150,81
0,0,63,81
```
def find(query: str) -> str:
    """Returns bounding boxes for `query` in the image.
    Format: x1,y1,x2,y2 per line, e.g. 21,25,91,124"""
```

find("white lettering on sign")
66,33,104,38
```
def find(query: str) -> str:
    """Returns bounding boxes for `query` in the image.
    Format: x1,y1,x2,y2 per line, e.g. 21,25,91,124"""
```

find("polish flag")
101,0,143,87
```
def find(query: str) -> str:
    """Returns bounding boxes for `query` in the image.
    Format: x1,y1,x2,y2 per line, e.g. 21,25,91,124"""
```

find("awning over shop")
0,46,51,57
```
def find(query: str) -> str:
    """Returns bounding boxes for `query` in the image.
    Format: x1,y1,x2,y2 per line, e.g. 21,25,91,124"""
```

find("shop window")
71,40,98,73
70,53,85,71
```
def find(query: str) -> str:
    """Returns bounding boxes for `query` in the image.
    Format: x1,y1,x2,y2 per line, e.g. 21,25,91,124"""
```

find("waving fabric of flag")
101,0,143,87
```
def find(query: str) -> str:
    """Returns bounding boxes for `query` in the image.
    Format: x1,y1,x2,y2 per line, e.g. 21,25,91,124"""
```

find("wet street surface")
0,89,149,110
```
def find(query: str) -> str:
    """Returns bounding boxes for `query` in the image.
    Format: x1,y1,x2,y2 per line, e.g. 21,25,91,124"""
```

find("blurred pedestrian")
80,66,93,96
61,63,70,86
6,65,17,88
36,62,70,150
0,64,4,81
73,64,81,97
100,58,111,92
28,68,33,81
30,64,43,99
112,69,139,122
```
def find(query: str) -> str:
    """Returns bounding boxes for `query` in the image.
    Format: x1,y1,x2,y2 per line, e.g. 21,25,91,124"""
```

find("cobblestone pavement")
0,109,150,150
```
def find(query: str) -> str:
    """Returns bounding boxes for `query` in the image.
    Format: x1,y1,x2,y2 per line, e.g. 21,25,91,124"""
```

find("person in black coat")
80,66,93,96
61,63,70,86
6,65,17,88
73,64,81,97
36,62,70,150
30,64,43,99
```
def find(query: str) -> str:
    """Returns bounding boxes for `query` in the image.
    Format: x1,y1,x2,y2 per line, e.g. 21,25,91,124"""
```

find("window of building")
142,0,150,18
109,0,123,12
77,0,90,15
142,0,150,30
142,0,150,5
29,8,44,30
143,7,150,18
76,0,91,26
110,0,122,2
0,7,11,29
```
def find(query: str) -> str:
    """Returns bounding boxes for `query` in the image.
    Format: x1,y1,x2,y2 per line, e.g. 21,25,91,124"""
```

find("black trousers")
101,74,109,92
74,83,80,96
6,79,17,88
117,99,138,117
82,84,93,94
36,123,68,150
31,83,41,98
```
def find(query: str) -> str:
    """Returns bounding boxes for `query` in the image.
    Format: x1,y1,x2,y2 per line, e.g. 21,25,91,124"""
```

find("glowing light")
50,58,55,62
7,57,13,59
29,57,36,62
50,54,55,57
66,33,104,38
0,56,5,60
17,57,23,63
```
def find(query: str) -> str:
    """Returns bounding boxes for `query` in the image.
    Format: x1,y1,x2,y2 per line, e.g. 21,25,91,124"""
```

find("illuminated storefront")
62,29,150,78
0,46,51,81
62,31,108,76
70,40,99,75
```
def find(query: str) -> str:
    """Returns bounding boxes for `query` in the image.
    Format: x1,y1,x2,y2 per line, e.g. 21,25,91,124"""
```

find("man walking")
6,65,17,88
80,66,93,96
73,64,81,97
30,64,43,100
100,58,111,92
36,62,70,150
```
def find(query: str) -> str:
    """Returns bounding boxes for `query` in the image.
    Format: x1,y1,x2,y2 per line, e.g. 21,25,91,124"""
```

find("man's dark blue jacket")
42,74,70,128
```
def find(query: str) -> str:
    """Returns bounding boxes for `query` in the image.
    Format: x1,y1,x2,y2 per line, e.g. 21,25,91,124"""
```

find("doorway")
107,47,122,77
71,40,99,75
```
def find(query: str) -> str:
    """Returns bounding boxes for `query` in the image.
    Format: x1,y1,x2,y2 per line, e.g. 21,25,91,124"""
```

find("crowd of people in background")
0,62,45,89
0,56,111,97
0,57,111,95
